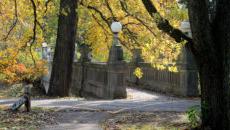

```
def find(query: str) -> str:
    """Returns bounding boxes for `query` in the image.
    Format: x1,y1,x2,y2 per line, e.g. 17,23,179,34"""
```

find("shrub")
186,105,201,128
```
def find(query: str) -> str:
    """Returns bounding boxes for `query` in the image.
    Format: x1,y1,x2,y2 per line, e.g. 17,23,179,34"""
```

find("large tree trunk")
141,0,230,129
188,0,230,129
48,0,78,96
214,1,230,129
198,63,227,129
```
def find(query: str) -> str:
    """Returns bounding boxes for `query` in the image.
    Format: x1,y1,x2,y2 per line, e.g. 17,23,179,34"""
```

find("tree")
141,0,230,129
188,0,230,129
48,0,78,96
0,0,48,84
79,0,186,68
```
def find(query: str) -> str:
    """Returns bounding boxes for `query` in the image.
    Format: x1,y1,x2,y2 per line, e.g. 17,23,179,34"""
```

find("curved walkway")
0,88,199,112
0,88,200,130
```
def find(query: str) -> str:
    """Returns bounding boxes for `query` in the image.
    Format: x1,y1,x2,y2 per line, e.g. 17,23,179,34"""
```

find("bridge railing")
82,62,108,98
70,61,127,99
43,45,199,98
126,47,199,97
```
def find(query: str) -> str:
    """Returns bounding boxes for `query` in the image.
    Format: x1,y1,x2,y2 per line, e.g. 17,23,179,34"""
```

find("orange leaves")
0,58,47,84
14,63,27,74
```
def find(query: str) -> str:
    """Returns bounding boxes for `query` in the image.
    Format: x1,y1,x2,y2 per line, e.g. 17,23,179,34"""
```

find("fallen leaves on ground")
0,107,58,130
102,111,190,130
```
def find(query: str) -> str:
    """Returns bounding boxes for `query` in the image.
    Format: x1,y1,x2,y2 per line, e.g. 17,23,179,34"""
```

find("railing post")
41,43,53,94
131,48,144,64
79,44,92,63
106,29,127,99
24,84,31,112
70,44,91,96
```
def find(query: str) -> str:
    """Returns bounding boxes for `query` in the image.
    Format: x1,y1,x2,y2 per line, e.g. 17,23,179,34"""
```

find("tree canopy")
0,0,189,84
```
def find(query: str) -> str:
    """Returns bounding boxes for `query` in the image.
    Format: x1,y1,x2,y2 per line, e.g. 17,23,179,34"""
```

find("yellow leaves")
133,67,143,79
0,0,49,84
168,66,178,72
0,45,47,84
78,0,188,63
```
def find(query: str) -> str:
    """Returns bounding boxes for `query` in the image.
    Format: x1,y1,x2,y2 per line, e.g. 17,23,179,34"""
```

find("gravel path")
0,87,200,130
0,88,200,112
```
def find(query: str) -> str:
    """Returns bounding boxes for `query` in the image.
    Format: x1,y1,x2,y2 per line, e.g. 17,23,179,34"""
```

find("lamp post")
108,22,124,63
107,22,127,99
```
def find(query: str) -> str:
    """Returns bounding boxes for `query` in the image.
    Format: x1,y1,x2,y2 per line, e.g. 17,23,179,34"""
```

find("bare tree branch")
119,0,157,37
105,0,117,21
141,0,192,43
2,0,18,41
91,14,111,50
44,0,52,14
80,1,111,26
29,0,38,66
80,1,140,48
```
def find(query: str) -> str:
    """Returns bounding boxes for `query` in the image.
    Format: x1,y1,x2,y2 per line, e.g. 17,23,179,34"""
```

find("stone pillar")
41,44,52,94
79,44,92,62
108,33,123,63
70,44,91,96
42,46,48,60
106,33,127,99
131,48,144,64
177,46,199,96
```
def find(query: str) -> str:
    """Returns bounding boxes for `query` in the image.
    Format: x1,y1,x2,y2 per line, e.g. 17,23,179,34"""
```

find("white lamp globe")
111,22,122,33
42,42,48,48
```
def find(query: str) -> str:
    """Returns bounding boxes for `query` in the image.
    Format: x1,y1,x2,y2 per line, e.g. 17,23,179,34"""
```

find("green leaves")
186,105,201,128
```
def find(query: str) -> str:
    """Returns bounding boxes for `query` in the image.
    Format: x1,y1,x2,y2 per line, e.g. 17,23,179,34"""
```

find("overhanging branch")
141,0,193,44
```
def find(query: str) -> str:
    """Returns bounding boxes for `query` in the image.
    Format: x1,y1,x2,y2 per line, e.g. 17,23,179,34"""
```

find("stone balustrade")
70,46,199,98
70,62,127,99
127,62,198,96
43,44,199,98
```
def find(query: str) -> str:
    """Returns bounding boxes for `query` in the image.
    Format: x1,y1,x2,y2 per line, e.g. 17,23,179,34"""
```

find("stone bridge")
69,47,199,99
42,34,199,99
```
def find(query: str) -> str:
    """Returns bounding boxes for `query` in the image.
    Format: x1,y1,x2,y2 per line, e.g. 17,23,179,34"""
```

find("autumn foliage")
0,0,187,84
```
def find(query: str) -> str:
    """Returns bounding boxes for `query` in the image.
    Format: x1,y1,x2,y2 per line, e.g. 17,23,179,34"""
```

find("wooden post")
24,86,31,112
10,84,31,112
